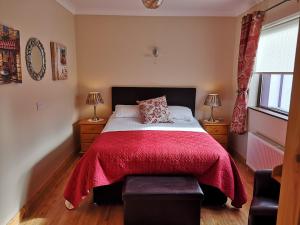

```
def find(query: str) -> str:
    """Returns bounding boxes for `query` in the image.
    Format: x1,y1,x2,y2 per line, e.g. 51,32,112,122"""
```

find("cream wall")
230,0,300,158
0,0,77,224
75,16,237,121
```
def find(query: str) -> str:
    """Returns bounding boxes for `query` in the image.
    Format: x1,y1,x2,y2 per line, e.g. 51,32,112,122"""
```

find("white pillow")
168,106,194,122
115,105,139,118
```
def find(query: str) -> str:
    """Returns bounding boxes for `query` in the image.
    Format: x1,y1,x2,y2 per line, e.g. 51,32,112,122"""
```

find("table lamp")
204,94,221,123
86,92,104,122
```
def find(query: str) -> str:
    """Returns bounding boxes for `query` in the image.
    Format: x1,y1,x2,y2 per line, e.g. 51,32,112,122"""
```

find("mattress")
103,113,206,133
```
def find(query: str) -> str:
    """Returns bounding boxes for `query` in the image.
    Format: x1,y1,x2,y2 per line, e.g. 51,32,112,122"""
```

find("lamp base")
88,118,104,123
204,106,219,123
204,119,220,124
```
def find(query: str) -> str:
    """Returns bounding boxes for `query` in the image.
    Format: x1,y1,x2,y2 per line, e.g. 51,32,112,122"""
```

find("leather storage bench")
123,175,204,225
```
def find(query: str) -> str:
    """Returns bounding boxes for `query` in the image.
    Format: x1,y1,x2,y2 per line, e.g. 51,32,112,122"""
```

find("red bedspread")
64,131,247,208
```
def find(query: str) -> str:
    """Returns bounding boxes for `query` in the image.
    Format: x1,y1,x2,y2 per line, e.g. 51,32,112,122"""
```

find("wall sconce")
142,0,164,9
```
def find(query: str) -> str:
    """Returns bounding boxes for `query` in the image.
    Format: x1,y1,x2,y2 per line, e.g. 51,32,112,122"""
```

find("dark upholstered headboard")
112,87,196,116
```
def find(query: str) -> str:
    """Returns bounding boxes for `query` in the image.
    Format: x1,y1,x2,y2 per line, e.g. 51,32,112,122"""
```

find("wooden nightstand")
78,118,107,154
201,120,229,149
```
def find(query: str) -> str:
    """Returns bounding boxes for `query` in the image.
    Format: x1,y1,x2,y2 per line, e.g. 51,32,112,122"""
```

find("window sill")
248,107,288,121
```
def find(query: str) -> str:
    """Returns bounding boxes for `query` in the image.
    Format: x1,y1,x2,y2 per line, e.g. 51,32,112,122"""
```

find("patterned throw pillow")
137,96,172,124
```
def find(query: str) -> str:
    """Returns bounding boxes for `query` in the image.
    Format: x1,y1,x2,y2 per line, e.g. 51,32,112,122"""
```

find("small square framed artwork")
0,24,22,85
50,42,68,80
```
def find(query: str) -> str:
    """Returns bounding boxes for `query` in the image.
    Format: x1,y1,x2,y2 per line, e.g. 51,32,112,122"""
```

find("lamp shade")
204,94,221,107
86,92,104,105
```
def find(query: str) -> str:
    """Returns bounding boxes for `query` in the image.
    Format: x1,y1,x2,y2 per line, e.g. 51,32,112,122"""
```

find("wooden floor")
20,157,254,225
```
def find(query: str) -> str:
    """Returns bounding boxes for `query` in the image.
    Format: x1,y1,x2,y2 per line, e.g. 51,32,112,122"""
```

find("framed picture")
50,42,68,80
0,24,22,85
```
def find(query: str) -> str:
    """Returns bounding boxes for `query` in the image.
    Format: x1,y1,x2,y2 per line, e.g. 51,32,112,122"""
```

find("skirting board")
6,207,26,225
232,151,246,164
232,151,254,173
7,152,76,225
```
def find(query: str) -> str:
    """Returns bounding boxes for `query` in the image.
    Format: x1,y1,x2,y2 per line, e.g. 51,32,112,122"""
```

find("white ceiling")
56,0,262,17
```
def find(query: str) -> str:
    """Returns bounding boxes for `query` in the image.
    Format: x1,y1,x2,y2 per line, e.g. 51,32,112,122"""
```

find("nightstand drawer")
80,133,99,142
80,143,91,153
211,134,228,143
80,124,104,134
205,125,228,135
78,118,108,155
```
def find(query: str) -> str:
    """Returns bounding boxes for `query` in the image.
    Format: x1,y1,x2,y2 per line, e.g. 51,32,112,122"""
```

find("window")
259,74,293,114
253,18,299,115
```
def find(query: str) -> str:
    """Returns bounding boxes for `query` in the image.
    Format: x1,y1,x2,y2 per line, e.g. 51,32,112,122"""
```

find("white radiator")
246,132,284,171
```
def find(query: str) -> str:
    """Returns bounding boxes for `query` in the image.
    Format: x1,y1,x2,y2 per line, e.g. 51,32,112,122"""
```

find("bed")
64,87,247,209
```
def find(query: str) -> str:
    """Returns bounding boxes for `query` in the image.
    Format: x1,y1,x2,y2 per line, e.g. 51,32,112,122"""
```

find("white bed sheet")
102,113,206,133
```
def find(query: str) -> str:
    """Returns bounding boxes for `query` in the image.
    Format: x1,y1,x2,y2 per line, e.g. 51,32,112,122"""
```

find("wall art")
0,24,22,84
50,42,68,80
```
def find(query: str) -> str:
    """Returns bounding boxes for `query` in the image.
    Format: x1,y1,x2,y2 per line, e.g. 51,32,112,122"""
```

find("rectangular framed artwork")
50,42,68,80
0,24,22,85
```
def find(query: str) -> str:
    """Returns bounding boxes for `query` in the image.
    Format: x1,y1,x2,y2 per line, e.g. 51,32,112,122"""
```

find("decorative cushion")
137,96,172,124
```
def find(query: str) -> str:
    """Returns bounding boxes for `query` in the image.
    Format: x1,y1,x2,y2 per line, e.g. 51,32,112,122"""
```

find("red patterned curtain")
231,12,265,134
